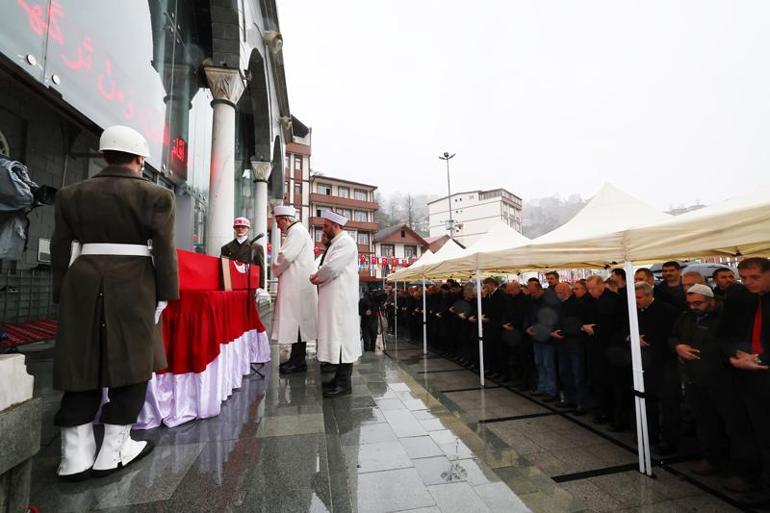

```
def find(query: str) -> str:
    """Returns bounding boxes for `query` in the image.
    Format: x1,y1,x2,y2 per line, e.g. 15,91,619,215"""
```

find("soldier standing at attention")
51,125,179,480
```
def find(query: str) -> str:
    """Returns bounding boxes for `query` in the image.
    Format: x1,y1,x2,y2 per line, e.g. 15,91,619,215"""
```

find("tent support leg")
422,278,428,355
476,269,485,387
624,260,652,476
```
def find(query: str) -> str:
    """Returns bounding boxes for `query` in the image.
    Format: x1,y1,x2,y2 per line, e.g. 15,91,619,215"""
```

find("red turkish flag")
371,256,378,265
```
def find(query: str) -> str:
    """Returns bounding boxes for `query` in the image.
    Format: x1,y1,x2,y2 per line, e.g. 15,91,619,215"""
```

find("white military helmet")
99,125,150,158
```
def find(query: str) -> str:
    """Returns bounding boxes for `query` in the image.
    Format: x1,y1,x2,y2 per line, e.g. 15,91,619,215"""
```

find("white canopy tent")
386,185,770,476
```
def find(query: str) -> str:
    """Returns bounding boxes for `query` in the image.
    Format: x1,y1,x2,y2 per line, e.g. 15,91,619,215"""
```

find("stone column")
250,160,271,289
203,66,246,256
270,198,283,293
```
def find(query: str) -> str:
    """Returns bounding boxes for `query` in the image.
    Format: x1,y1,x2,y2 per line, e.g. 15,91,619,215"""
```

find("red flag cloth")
359,255,366,264
752,296,763,354
177,250,221,291
371,257,378,265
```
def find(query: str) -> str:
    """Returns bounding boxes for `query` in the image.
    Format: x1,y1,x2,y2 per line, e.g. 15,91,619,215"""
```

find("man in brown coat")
50,125,179,480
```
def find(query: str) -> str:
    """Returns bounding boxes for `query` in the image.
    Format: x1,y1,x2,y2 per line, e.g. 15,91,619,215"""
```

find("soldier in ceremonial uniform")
310,210,361,397
220,217,265,284
271,205,318,374
51,125,179,480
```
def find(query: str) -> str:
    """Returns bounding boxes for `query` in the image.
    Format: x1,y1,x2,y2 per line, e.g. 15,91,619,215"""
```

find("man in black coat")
582,275,627,425
481,277,508,380
220,217,265,287
654,261,687,311
526,278,559,400
359,287,381,352
635,282,681,454
503,281,530,389
722,258,770,505
671,284,757,492
551,283,589,413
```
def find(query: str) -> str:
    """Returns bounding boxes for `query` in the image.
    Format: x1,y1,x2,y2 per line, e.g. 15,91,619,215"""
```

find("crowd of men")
385,259,770,503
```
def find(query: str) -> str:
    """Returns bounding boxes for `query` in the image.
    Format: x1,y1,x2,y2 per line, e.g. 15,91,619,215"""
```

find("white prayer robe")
271,222,318,344
315,231,361,364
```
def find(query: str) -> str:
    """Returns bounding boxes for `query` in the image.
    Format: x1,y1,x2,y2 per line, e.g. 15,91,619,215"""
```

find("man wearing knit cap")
272,205,318,374
310,210,361,397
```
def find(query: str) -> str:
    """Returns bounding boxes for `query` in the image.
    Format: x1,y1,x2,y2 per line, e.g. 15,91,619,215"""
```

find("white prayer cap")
686,284,714,298
321,209,348,226
273,205,296,217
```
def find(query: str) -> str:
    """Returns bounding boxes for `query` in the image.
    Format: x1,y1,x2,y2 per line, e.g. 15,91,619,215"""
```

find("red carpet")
1,319,57,348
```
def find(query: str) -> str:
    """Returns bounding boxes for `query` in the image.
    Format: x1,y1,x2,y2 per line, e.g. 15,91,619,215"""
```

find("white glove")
154,301,168,324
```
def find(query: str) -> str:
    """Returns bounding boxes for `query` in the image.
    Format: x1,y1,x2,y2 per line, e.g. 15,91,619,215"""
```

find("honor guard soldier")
221,217,265,281
51,125,179,480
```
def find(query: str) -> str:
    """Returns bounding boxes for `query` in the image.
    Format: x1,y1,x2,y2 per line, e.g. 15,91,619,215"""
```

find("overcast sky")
279,1,770,210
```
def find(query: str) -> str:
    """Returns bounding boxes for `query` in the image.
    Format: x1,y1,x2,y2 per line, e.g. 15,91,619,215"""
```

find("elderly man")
635,282,680,454
220,217,265,283
552,282,589,413
671,284,757,492
310,210,360,398
272,205,318,375
51,125,179,480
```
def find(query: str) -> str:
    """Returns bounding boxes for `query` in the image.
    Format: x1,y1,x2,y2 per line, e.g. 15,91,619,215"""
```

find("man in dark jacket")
481,277,508,380
671,284,757,492
526,278,559,400
51,125,179,480
722,258,770,505
582,275,627,425
552,283,589,413
359,287,381,352
654,261,687,311
635,282,680,454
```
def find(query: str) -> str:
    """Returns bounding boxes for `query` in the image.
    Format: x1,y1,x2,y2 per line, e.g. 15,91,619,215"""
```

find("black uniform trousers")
54,381,148,427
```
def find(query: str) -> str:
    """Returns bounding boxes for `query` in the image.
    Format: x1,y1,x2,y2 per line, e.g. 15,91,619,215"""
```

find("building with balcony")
309,175,379,281
373,224,429,279
427,188,523,246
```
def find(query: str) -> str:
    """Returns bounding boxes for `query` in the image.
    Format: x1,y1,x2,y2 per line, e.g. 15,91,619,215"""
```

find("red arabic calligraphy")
17,0,64,45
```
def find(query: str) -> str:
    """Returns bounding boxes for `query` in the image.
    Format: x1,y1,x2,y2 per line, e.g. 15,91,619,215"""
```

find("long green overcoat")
51,166,179,391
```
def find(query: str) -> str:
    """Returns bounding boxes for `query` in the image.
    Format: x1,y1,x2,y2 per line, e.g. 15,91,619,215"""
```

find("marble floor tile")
475,481,532,513
559,479,625,513
413,456,468,486
428,481,492,513
256,413,325,438
355,440,414,473
339,421,398,446
400,435,444,460
356,468,436,513
382,409,428,438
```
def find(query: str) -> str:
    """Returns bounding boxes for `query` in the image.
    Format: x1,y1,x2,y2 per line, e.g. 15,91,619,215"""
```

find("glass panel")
2,0,52,82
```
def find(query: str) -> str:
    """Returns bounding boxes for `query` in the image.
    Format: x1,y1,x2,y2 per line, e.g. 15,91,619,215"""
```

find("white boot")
92,424,153,477
58,423,96,481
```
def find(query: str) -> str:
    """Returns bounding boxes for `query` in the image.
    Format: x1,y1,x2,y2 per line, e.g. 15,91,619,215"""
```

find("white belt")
69,241,153,267
81,243,152,257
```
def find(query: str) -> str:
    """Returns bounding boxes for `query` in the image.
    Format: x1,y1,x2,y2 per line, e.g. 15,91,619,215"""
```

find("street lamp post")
438,152,456,239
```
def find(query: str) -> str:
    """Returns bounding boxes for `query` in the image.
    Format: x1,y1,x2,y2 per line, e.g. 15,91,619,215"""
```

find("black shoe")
592,415,609,424
323,382,352,398
542,395,558,403
279,359,291,368
555,401,576,409
322,379,337,391
279,361,307,375
573,408,587,416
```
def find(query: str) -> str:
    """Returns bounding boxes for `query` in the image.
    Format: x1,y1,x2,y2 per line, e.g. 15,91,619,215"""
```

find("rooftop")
427,188,522,205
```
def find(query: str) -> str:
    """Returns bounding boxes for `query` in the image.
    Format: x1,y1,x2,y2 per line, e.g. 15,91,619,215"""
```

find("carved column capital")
250,160,272,182
204,66,246,107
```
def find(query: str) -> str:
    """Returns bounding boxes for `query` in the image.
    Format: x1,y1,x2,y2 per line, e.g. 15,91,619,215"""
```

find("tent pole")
422,278,428,355
476,268,485,387
624,261,652,475
394,281,398,352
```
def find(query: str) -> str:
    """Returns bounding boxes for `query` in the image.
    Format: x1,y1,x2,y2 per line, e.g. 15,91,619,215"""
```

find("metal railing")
0,268,57,323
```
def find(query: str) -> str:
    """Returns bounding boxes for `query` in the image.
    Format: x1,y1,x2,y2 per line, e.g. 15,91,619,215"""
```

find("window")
336,208,352,219
294,184,302,201
318,183,332,195
295,156,303,171
354,210,367,222
338,186,350,198
315,209,322,217
314,228,323,241
382,244,395,257
357,232,370,245
404,245,417,258
354,189,367,201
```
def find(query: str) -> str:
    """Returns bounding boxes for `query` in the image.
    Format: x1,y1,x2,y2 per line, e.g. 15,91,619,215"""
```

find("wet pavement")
21,317,751,512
